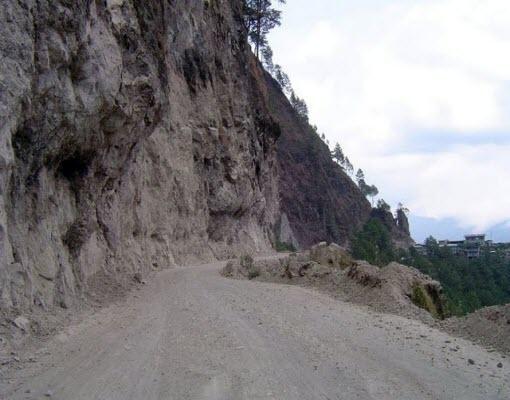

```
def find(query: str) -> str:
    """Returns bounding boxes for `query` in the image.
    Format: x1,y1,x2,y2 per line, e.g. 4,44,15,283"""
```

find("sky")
268,0,510,243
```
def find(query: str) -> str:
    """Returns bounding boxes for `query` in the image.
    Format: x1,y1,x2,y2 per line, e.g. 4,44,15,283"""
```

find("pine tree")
365,184,378,205
356,169,365,186
397,202,410,215
261,46,275,74
377,199,391,211
243,0,286,59
290,90,309,120
332,143,345,167
273,65,291,94
345,157,354,176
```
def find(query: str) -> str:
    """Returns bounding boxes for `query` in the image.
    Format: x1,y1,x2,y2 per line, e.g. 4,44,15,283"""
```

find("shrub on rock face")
381,263,446,319
221,255,260,280
411,284,441,319
240,255,254,270
274,240,297,252
247,268,261,280
222,261,234,277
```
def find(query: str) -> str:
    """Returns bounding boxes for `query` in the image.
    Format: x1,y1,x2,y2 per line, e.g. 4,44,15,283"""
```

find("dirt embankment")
223,243,510,356
443,304,510,355
222,243,446,323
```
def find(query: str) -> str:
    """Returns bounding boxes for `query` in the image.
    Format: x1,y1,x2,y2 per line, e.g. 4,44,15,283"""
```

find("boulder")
13,316,30,332
309,242,354,269
346,262,381,288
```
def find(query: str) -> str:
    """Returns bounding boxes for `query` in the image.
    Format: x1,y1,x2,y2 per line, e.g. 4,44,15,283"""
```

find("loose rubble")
222,242,446,322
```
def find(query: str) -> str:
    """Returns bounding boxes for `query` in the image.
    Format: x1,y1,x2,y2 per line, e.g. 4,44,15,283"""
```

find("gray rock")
13,316,30,332
0,0,280,315
133,273,143,284
0,0,374,327
309,242,354,269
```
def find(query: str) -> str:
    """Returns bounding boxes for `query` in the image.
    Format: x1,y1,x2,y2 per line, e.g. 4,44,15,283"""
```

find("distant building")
413,244,427,255
421,233,509,259
463,234,485,259
447,243,463,256
464,234,486,245
434,234,496,259
464,246,481,259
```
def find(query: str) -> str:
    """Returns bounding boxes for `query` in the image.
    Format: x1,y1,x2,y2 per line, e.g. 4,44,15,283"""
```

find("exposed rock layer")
262,74,373,248
0,0,394,317
0,0,281,312
371,207,414,249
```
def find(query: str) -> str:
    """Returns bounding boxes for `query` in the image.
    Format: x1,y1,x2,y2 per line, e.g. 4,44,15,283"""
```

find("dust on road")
1,261,508,399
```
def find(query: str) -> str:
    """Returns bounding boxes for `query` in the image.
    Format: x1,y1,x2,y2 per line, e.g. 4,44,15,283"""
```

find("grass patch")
239,255,260,280
411,284,439,318
274,240,296,253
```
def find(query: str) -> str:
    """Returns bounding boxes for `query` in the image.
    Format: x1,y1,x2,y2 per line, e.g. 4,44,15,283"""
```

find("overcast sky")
269,0,510,242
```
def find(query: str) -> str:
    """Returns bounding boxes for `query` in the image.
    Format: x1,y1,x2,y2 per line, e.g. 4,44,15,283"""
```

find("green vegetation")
411,284,440,318
406,243,510,315
355,169,379,205
244,1,312,124
351,218,395,266
352,219,510,315
248,268,261,280
274,240,297,253
243,0,286,59
240,255,260,280
331,143,354,176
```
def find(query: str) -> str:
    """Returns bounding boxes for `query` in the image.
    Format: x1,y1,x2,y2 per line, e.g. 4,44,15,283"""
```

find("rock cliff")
371,207,414,249
262,73,372,249
0,0,283,312
0,0,379,316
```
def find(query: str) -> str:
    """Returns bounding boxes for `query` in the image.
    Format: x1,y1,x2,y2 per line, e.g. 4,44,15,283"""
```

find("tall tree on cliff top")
243,0,286,59
344,157,354,176
332,143,345,166
355,169,379,204
273,64,291,94
261,46,275,74
290,90,309,121
356,169,365,186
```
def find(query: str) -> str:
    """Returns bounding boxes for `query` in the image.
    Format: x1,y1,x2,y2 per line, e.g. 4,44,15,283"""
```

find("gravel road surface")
1,261,508,399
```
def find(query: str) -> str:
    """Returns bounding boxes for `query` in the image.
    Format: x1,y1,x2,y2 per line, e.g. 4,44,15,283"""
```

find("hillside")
264,72,372,248
0,0,383,318
0,2,508,398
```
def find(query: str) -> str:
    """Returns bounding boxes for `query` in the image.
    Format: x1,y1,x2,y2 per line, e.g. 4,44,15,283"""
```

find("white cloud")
269,0,510,231
366,144,510,231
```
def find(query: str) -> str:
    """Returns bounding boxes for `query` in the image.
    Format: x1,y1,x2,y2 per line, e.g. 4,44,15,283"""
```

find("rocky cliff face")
371,208,414,249
0,0,381,317
0,0,282,312
263,74,372,249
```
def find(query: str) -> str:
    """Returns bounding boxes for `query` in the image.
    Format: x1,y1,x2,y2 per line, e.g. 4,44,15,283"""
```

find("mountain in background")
410,215,510,244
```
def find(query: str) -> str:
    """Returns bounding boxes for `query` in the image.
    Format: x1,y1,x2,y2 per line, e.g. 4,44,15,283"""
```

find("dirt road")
1,261,508,399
